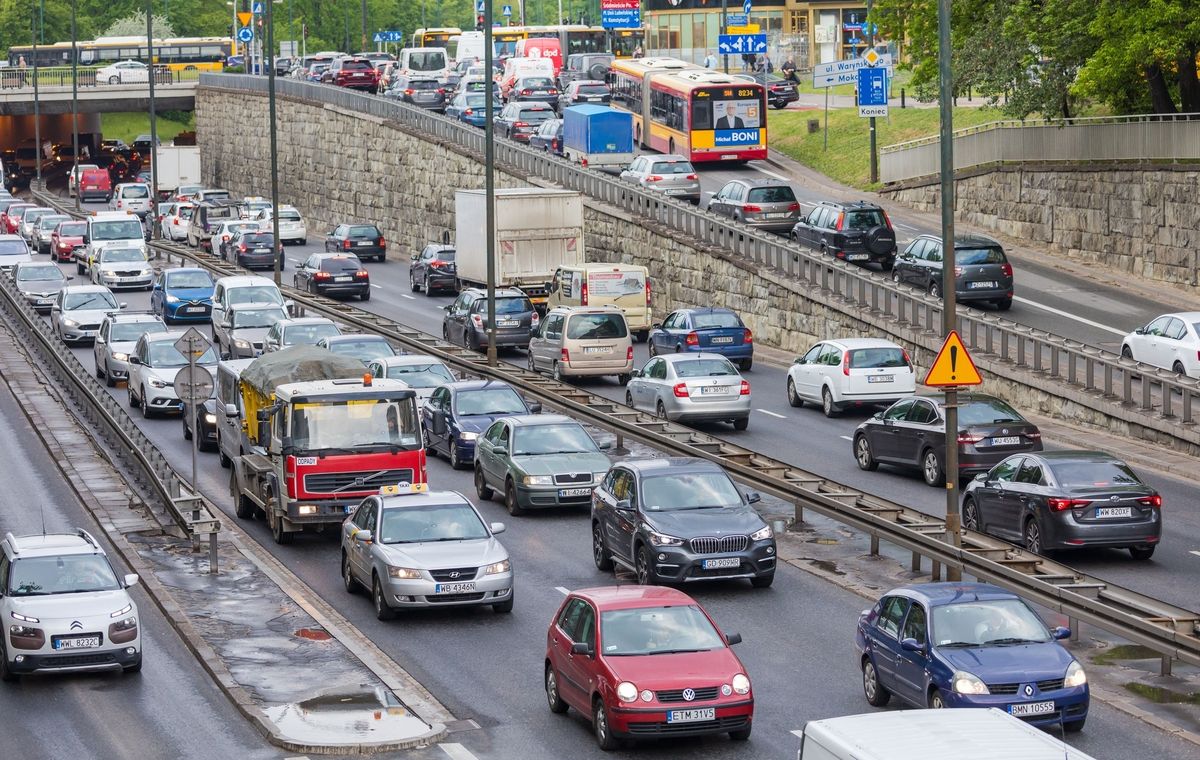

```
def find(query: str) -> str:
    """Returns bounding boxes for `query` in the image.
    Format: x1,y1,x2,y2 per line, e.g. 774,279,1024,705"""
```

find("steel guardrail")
198,74,1200,458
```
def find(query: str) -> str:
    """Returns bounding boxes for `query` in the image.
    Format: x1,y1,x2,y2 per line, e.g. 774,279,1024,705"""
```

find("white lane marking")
790,729,805,739
839,435,853,441
289,258,301,264
554,586,570,596
440,744,479,760
757,408,786,419
1012,297,1126,337
893,222,918,232
400,293,415,300
754,167,790,182
371,284,382,289
1190,551,1200,558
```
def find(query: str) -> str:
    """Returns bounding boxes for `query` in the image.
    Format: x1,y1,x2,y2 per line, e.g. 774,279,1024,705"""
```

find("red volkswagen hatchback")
544,586,754,749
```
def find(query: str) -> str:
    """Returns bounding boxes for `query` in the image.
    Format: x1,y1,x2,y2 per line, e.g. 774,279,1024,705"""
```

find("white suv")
786,337,917,417
1,530,141,681
254,204,307,245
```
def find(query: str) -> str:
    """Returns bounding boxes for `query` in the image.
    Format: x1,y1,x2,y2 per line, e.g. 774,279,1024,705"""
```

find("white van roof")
799,709,1098,760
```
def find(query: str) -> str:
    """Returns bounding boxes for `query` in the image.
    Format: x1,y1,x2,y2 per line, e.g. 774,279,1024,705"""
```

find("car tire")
854,435,878,471
527,351,539,374
963,497,980,530
1173,361,1186,376
504,479,525,517
648,342,657,357
342,552,360,594
786,377,804,408
269,502,293,545
656,400,667,420
772,100,786,110
449,440,465,469
140,387,153,418
104,361,116,387
109,75,120,84
921,448,943,488
474,464,494,501
424,275,436,296
635,331,648,343
732,417,749,431
467,329,481,353
360,289,371,302
634,544,654,585
1064,717,1086,733
929,280,942,299
592,522,614,571
750,571,774,588
862,657,891,707
593,699,619,751
183,417,193,440
552,362,566,384
545,665,569,714
617,373,631,386
123,657,142,674
1129,546,1155,561
410,271,420,292
219,444,231,469
492,591,514,613
1023,517,1043,555
739,357,752,371
624,391,635,409
928,688,947,709
0,642,18,682
128,385,139,408
995,297,1013,311
373,575,396,621
891,268,902,284
821,387,839,418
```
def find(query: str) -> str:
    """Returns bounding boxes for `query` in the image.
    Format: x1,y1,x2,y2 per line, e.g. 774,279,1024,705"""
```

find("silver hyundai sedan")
624,352,752,431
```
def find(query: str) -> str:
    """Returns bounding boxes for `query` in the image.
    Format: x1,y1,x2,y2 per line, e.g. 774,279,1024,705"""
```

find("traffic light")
476,14,485,31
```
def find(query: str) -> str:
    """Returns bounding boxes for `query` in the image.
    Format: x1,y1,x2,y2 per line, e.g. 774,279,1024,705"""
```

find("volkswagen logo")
447,571,461,579
70,621,83,631
682,688,696,702
1023,684,1034,697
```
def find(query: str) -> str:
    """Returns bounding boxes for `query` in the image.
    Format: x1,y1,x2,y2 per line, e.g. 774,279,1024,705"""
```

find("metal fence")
199,74,1200,456
0,65,194,89
880,113,1200,184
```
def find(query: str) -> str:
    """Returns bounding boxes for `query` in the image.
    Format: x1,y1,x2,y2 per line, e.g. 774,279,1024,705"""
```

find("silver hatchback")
702,178,801,233
620,154,701,204
625,352,752,431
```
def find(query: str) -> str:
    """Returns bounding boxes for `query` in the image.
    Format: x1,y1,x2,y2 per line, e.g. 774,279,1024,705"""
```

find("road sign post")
856,48,888,184
173,328,213,500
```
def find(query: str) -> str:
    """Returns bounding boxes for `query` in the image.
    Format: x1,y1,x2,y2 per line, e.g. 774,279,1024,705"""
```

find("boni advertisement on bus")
691,86,766,159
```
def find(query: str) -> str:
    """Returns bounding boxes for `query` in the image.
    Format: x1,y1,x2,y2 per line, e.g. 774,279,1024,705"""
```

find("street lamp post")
146,0,160,235
71,1,79,211
484,0,497,366
266,0,282,287
360,0,368,53
32,13,41,185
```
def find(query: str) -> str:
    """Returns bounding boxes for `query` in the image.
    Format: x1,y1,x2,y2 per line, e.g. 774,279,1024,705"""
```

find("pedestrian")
781,57,797,82
741,52,753,72
633,44,643,59
703,50,717,69
16,55,27,87
754,54,765,73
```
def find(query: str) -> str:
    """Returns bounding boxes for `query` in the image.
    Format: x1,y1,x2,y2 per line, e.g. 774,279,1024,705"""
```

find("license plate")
355,241,370,246
867,375,894,383
254,248,270,254
434,581,477,594
968,281,998,289
668,708,716,723
702,557,740,569
334,276,352,282
583,346,608,354
1009,701,1055,717
37,298,53,304
559,487,592,497
184,306,206,313
699,386,728,395
991,436,1021,446
498,319,519,327
1095,507,1132,518
847,253,869,261
710,336,734,344
54,635,100,650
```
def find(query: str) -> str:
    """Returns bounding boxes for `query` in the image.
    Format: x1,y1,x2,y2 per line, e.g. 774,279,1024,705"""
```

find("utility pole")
32,12,41,185
266,0,282,287
484,0,497,367
71,1,79,211
360,0,368,52
720,0,728,73
146,0,159,233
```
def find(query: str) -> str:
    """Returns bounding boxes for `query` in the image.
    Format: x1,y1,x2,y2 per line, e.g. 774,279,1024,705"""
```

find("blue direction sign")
601,9,641,29
251,1,264,13
743,0,752,15
726,13,747,26
476,0,484,10
373,30,403,43
717,34,767,55
237,26,254,43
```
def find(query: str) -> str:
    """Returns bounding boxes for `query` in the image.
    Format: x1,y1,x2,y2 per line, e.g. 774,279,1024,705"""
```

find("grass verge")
100,112,195,145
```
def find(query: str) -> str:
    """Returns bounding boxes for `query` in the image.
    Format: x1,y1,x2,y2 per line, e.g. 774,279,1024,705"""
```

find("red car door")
549,597,595,710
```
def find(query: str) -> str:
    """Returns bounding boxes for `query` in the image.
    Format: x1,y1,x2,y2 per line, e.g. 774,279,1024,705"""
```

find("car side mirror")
123,573,139,588
615,499,632,512
1133,327,1145,335
224,403,238,417
128,355,142,365
493,446,507,456
490,521,506,535
973,472,987,482
900,637,924,653
1052,626,1071,640
725,632,742,646
354,529,374,543
442,303,452,311
528,400,542,414
651,323,661,330
119,302,127,309
410,253,420,262
629,368,641,378
745,491,761,504
570,641,594,657
599,439,613,451
66,275,74,280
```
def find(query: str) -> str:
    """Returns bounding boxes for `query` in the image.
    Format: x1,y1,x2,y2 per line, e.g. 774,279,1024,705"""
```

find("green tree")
101,10,175,38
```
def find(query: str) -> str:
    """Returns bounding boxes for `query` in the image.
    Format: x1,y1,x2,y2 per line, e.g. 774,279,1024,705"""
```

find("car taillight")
686,173,698,180
343,239,352,249
354,270,369,279
1001,262,1013,277
238,243,247,252
1138,495,1162,508
551,138,558,150
787,202,801,211
953,266,964,277
430,260,444,268
673,383,689,397
437,88,446,94
627,346,634,361
743,204,762,213
743,328,753,344
470,313,484,328
956,432,985,444
645,279,652,307
647,175,663,182
314,271,331,280
561,347,570,363
835,212,845,230
521,88,532,95
548,89,558,94
685,332,698,347
404,88,414,95
174,218,180,225
464,108,474,115
1026,431,1042,440
901,349,913,368
116,200,122,207
842,351,851,376
1047,497,1092,512
740,380,751,395
379,237,386,248
580,280,588,305
531,311,539,327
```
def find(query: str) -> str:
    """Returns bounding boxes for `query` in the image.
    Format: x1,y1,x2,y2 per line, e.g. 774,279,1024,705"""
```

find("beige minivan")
527,306,634,384
546,263,652,342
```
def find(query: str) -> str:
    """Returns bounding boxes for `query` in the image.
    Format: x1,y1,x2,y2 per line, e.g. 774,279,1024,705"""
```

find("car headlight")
10,610,39,623
457,431,478,441
731,673,751,695
110,603,133,618
111,352,129,362
165,294,179,303
387,566,422,580
62,318,79,328
593,472,608,482
523,475,554,485
1064,660,1087,688
110,615,137,632
616,681,638,703
204,413,217,424
648,530,683,547
148,378,168,389
750,525,772,541
952,670,990,695
233,339,251,349
483,559,510,575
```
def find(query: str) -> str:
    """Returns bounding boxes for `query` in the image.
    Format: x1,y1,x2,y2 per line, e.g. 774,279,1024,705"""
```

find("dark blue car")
422,380,539,469
648,307,754,370
445,92,488,128
855,583,1088,731
150,267,215,324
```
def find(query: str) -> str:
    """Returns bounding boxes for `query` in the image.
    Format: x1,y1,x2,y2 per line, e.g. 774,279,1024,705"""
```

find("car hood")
643,507,765,538
18,281,65,296
167,287,214,302
9,589,132,621
512,452,610,476
97,260,150,272
936,641,1073,682
65,307,121,322
604,648,746,690
375,536,506,569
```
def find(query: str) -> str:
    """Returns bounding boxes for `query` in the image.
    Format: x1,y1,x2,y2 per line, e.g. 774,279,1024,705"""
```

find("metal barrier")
0,65,192,89
198,73,1200,457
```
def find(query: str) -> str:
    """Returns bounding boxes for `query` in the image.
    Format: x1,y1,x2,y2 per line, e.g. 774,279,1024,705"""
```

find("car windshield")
844,209,887,229
326,339,396,360
100,248,145,263
383,362,454,387
64,291,118,310
931,599,1050,647
640,471,743,510
228,285,283,305
349,225,380,238
1047,460,1143,489
522,77,553,87
148,341,217,367
456,387,526,416
283,322,341,344
578,83,609,95
958,398,1025,425
121,185,150,198
673,358,739,378
379,502,489,543
600,605,725,655
278,210,302,221
320,257,361,273
746,186,796,204
91,220,144,240
233,308,286,328
512,423,598,455
0,240,28,255
8,555,121,596
849,347,909,369
691,311,741,329
480,296,531,315
111,321,167,342
17,265,62,282
38,215,68,230
58,222,87,236
957,247,1007,265
166,271,213,289
650,161,693,174
566,313,627,340
289,397,420,451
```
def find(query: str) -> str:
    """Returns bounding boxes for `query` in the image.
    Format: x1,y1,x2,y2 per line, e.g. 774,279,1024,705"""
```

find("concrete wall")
881,164,1200,289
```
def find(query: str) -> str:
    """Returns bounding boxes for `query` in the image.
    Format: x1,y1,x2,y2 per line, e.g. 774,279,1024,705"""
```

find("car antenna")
40,501,46,537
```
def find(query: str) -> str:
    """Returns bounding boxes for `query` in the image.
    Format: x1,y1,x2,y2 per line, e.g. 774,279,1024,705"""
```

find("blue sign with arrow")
237,26,254,43
373,30,404,43
717,34,767,55
743,0,752,16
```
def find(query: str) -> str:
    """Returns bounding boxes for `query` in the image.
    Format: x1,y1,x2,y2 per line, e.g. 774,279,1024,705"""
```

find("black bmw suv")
790,200,898,269
591,458,777,588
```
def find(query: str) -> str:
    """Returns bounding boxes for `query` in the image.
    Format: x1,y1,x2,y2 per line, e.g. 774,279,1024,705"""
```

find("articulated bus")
480,25,645,59
608,57,767,162
7,36,234,70
412,27,462,49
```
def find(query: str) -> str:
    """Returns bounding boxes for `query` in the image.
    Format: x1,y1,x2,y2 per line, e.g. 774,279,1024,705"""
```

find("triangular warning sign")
238,11,253,26
923,330,982,387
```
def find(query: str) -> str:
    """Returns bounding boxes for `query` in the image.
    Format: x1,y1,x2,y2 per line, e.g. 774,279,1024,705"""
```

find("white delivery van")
501,56,554,98
399,47,449,81
797,709,1099,760
547,263,652,341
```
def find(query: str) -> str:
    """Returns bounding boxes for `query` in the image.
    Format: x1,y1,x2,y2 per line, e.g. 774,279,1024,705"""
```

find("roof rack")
76,528,100,550
4,532,17,554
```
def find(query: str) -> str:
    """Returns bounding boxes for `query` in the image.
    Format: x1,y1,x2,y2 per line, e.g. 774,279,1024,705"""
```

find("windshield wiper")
938,641,980,648
984,637,1042,646
650,648,708,655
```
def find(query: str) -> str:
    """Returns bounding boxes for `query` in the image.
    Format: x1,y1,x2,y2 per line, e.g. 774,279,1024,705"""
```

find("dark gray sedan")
892,233,1015,310
701,179,801,233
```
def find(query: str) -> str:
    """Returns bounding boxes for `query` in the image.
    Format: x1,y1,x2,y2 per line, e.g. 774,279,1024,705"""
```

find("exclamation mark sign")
949,345,958,381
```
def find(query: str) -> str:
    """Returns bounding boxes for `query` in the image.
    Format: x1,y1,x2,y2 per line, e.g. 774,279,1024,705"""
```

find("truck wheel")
232,472,255,519
269,500,294,544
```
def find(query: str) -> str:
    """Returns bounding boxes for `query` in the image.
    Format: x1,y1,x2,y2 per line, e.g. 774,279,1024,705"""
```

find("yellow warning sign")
237,12,253,26
923,330,982,387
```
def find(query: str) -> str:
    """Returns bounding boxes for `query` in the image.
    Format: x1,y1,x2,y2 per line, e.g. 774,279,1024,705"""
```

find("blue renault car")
422,380,540,469
647,307,754,371
150,267,215,324
855,583,1088,732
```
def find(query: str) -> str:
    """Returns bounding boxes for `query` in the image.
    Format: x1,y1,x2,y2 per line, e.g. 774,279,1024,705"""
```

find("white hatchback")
786,338,916,417
1120,312,1200,379
254,204,307,245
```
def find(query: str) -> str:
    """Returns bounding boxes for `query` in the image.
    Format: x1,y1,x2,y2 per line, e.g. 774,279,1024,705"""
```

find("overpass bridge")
0,67,197,115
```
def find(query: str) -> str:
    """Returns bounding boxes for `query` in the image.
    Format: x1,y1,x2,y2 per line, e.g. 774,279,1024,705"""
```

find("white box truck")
453,188,585,308
152,145,201,199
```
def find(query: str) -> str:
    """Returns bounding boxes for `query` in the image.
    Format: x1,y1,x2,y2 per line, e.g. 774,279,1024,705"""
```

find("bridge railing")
0,65,198,89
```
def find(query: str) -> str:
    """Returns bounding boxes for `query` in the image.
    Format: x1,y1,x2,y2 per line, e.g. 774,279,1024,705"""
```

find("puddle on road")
263,685,433,745
1092,644,1162,665
1124,682,1200,705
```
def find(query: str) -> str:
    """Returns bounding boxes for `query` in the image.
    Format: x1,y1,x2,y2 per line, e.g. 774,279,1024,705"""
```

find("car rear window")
349,225,381,238
849,347,909,369
320,256,361,272
1047,460,1142,489
747,186,797,203
343,60,372,71
578,84,609,95
122,185,149,198
479,296,533,314
957,247,1007,265
409,80,441,90
650,161,695,175
566,313,627,340
673,358,739,377
843,209,887,229
243,234,275,246
520,109,553,122
206,205,235,221
278,210,302,221
522,77,554,87
691,311,741,329
432,249,456,261
958,398,1025,426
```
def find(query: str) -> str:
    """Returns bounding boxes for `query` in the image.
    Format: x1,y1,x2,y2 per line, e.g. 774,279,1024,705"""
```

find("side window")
497,423,511,447
431,387,449,409
1015,460,1044,485
905,400,938,425
901,603,928,646
0,555,9,594
927,243,944,263
351,500,373,529
1166,318,1187,340
876,596,909,639
821,346,843,366
1144,316,1170,336
800,344,823,364
574,602,596,647
991,458,1022,482
557,598,587,638
484,421,506,444
545,315,564,338
650,359,667,380
906,239,926,259
882,399,914,421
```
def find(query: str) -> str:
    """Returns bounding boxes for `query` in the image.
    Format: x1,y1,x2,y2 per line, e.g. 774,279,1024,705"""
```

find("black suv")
591,458,776,588
892,233,1014,310
790,200,897,269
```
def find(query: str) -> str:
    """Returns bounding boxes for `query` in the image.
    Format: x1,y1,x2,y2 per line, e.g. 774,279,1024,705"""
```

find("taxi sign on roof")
923,330,982,387
380,482,425,496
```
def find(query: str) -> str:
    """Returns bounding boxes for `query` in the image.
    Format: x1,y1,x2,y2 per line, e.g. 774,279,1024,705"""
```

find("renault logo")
447,571,461,579
682,688,696,702
1024,684,1034,697
70,621,83,631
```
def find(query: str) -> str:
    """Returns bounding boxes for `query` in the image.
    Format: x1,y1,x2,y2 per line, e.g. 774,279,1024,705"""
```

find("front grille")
1037,678,1065,691
426,592,486,603
43,652,117,667
625,715,749,735
252,341,263,350
689,535,748,554
554,472,592,485
429,567,478,582
77,323,100,331
303,468,414,493
988,683,1020,695
114,270,143,277
656,686,720,703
